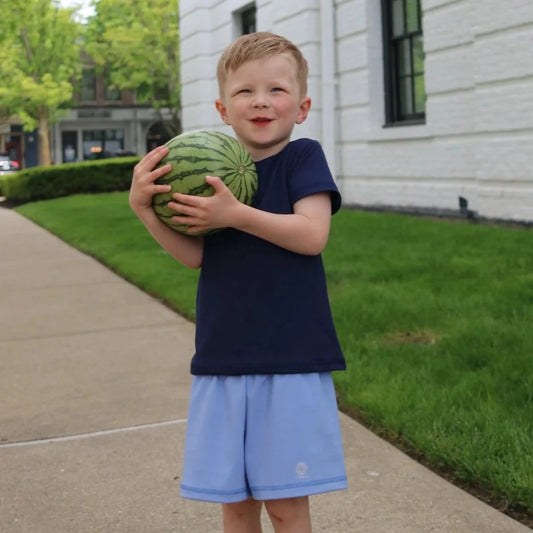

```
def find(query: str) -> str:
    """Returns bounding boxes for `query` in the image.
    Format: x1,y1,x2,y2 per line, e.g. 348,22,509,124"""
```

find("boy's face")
215,53,311,161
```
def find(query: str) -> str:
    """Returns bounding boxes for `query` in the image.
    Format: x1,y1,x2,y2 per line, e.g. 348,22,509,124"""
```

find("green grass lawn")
16,192,533,522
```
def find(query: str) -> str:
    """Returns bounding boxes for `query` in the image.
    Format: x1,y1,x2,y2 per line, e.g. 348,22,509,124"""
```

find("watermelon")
152,130,258,235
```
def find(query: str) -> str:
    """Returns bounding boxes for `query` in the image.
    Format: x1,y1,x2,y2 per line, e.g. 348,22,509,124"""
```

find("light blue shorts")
180,372,347,503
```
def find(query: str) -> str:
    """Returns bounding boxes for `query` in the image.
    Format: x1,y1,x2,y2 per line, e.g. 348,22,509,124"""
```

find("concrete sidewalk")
0,206,529,533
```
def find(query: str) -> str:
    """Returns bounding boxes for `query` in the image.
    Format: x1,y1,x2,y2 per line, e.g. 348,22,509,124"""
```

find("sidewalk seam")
0,418,188,449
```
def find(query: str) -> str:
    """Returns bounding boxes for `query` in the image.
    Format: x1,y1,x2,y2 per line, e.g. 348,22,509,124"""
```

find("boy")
129,32,347,533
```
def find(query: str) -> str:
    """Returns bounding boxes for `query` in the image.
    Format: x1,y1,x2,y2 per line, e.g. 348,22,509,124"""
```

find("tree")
0,0,83,166
85,0,181,138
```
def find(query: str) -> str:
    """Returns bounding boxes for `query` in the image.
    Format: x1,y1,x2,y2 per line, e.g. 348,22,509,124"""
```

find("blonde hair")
216,32,308,97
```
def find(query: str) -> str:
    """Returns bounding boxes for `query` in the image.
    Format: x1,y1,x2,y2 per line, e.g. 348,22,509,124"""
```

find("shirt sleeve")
288,139,342,214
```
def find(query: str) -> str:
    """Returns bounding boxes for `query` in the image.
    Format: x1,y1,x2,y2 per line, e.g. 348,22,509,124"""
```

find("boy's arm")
233,192,332,255
129,146,204,269
170,176,332,256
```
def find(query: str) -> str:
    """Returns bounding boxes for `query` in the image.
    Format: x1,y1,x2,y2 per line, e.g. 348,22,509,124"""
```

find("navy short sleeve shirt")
190,138,346,375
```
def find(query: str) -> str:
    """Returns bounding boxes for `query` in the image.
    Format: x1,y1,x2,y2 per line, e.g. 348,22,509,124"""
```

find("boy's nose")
252,93,269,108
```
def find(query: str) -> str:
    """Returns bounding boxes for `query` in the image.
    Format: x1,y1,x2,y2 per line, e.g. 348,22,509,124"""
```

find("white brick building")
180,0,533,222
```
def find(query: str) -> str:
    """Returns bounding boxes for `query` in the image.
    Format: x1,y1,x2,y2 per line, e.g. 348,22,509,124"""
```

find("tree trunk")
37,112,51,166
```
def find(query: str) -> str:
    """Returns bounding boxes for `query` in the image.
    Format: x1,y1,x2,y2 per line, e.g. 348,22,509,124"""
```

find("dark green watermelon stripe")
165,132,255,172
153,131,258,235
157,166,230,184
159,162,255,186
171,131,249,166
214,133,242,162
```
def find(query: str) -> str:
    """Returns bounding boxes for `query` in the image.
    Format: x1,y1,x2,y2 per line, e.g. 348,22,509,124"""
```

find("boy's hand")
129,146,172,215
167,175,242,234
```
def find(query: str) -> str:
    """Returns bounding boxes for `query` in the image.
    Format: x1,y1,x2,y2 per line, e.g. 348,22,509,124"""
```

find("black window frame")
80,68,97,102
382,0,426,125
241,5,256,35
104,69,121,101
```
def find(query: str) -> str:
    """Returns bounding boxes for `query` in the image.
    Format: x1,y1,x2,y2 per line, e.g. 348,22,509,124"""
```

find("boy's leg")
222,498,263,533
264,496,312,533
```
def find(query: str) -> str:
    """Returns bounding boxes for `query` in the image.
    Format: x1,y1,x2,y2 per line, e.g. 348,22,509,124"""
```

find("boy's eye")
272,87,284,92
238,89,252,94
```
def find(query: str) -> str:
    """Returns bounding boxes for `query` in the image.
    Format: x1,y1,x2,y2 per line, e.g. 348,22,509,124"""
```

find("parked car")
0,153,20,175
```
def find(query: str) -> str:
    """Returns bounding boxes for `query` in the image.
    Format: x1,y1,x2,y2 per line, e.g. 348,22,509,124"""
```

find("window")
382,0,425,124
104,85,121,101
82,129,124,159
241,5,256,35
104,70,121,101
61,131,78,162
81,68,96,101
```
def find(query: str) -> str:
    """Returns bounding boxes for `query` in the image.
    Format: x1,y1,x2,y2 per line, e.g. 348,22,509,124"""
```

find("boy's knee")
222,499,263,533
264,497,311,528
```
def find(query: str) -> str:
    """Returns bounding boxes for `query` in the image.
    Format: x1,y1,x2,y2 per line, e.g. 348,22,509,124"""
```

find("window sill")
383,118,426,128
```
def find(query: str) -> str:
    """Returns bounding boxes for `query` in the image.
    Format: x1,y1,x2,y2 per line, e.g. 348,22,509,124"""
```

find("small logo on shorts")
295,462,308,478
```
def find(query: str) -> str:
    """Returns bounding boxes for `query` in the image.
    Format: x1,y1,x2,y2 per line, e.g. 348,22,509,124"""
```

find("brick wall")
180,0,533,221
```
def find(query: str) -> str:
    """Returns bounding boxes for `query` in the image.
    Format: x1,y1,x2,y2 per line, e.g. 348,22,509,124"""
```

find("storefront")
51,107,172,164
0,123,39,170
61,128,126,162
0,124,23,167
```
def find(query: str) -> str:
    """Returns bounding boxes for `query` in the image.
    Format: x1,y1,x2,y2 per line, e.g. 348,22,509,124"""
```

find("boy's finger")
167,201,191,213
150,144,169,156
155,184,172,194
205,175,224,187
153,163,172,176
141,146,169,168
172,192,199,204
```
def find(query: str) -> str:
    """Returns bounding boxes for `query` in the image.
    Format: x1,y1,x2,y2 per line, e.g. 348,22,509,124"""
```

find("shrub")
0,157,140,204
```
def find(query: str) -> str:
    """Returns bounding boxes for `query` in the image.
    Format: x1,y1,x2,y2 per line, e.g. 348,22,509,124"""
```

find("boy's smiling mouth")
251,116,273,126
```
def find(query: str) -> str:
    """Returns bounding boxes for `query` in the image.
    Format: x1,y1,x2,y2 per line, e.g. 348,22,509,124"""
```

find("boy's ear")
215,99,231,125
295,96,312,125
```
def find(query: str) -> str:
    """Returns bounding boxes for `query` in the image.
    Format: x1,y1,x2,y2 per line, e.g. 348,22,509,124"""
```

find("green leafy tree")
86,0,181,137
0,0,83,165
